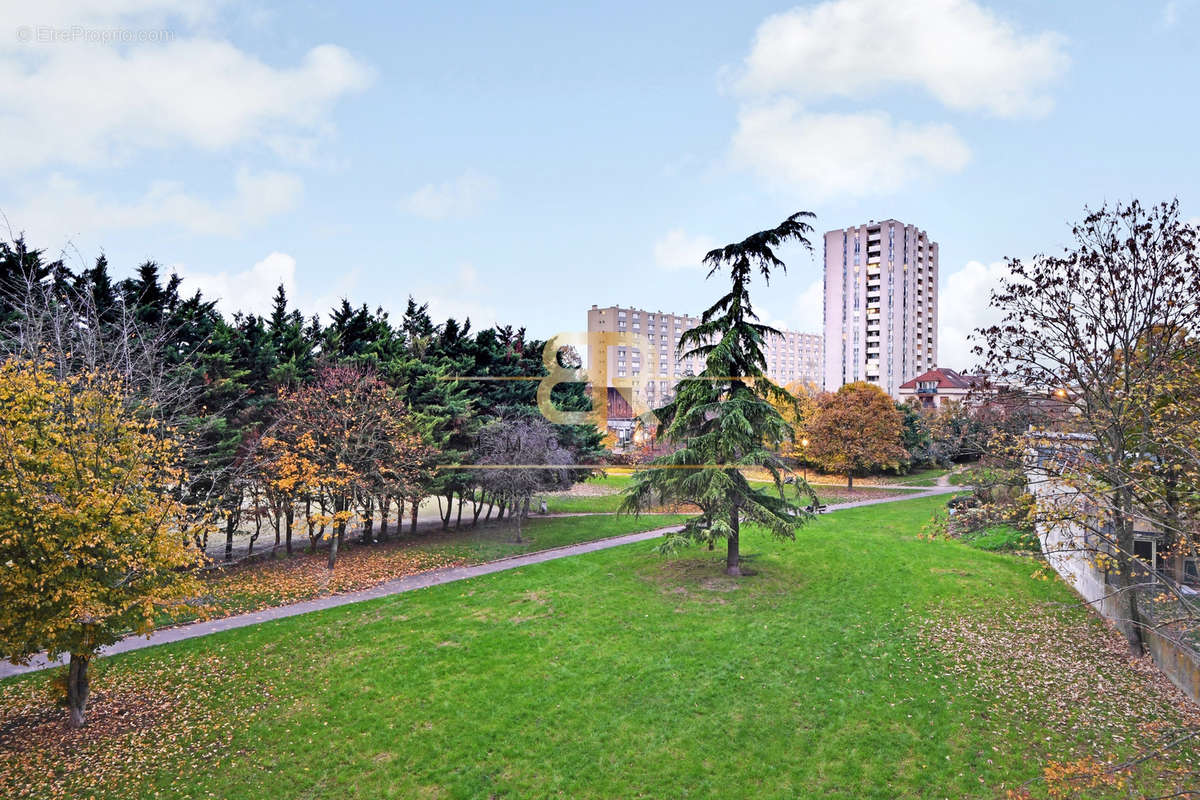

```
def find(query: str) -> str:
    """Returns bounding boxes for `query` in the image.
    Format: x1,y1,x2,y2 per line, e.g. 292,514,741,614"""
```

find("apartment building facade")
822,220,938,397
586,304,822,439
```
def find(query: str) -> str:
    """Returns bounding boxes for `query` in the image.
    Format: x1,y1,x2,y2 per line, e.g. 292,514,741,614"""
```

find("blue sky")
1,0,1197,369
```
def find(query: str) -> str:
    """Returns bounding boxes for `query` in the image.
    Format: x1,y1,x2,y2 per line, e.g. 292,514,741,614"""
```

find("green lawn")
890,466,951,486
169,513,692,624
959,523,1040,552
3,495,1195,799
543,473,923,513
417,511,687,561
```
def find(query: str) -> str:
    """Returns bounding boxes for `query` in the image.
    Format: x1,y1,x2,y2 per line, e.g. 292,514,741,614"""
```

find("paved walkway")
0,486,959,679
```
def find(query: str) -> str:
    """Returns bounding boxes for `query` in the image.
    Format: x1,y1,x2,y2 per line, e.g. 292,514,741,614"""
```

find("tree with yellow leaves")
0,358,203,728
769,380,818,461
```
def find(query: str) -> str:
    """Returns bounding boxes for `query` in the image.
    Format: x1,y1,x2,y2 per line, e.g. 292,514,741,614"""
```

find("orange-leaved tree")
806,382,907,489
268,364,434,569
255,429,324,556
0,357,204,727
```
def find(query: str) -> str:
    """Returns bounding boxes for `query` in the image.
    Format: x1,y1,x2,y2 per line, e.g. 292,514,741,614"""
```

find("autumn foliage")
0,358,203,726
262,365,434,568
806,382,908,489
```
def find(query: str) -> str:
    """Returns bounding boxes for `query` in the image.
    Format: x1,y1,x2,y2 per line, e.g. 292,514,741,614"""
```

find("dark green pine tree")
74,254,119,325
266,283,315,387
388,301,474,529
0,237,60,327
622,212,819,576
119,261,169,327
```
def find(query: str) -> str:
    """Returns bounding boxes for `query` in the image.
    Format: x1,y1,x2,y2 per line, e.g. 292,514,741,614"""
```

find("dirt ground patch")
544,482,619,498
638,556,792,605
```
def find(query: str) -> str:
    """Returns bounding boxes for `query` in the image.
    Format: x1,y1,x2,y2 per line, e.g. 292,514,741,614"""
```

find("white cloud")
653,229,718,270
790,277,824,333
174,251,296,318
936,259,1014,371
7,167,303,243
748,277,824,336
738,0,1068,118
173,251,369,321
401,170,498,220
0,5,372,172
731,100,970,199
418,265,499,327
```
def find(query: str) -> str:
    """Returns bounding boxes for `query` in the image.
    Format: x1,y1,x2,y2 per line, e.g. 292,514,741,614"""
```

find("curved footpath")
0,486,959,679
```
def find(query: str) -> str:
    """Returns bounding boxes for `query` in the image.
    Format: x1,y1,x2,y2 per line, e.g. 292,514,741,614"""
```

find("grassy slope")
3,496,1191,799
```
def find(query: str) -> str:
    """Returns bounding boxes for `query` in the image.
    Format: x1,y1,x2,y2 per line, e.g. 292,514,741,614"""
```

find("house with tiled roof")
897,367,984,409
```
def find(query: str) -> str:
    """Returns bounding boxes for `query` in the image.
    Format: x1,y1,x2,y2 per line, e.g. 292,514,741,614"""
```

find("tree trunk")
361,496,374,545
285,504,294,556
330,495,346,570
456,494,465,528
327,531,339,570
473,491,486,527
379,497,390,542
514,498,524,543
224,510,238,562
410,497,419,534
1113,488,1145,656
440,492,453,530
847,473,854,491
248,506,262,556
1165,474,1184,585
725,507,742,576
67,653,91,729
304,496,313,552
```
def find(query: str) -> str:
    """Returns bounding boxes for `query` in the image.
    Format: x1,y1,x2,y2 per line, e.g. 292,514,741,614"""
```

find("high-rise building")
822,220,938,397
587,304,822,442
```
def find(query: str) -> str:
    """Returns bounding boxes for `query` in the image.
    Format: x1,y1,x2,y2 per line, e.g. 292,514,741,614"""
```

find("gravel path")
0,487,959,679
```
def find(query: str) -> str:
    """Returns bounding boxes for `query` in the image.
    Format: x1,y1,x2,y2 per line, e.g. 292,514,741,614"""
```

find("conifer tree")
623,212,818,575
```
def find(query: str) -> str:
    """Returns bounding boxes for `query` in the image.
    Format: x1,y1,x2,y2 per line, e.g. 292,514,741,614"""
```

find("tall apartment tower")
822,220,938,397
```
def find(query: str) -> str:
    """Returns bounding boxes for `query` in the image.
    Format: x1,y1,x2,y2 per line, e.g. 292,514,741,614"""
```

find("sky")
1,0,1197,371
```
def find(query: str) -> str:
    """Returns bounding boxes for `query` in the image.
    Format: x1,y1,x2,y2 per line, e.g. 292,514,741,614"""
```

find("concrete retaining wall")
1029,474,1200,705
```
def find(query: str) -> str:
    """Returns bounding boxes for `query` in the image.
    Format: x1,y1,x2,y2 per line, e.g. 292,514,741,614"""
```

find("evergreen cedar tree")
621,212,820,576
0,359,203,728
806,382,909,490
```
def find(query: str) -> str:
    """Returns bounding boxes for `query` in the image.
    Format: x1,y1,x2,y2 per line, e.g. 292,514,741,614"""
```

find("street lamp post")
800,437,810,481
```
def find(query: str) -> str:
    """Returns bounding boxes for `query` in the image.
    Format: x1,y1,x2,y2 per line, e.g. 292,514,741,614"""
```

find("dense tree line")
0,238,604,564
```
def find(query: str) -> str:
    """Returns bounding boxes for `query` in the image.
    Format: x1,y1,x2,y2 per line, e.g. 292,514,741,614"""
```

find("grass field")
3,495,1197,799
886,466,952,486
543,473,925,513
175,513,690,623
